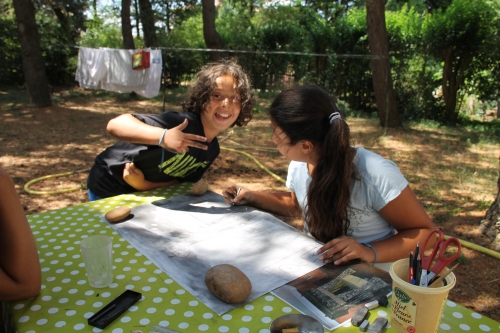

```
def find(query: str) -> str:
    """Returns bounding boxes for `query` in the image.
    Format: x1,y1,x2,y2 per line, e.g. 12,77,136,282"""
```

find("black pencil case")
88,290,142,329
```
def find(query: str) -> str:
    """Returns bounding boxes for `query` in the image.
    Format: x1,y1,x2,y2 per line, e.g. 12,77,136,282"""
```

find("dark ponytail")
268,85,356,243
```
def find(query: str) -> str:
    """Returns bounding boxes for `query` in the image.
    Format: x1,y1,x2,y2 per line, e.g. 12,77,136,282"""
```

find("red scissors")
419,229,461,287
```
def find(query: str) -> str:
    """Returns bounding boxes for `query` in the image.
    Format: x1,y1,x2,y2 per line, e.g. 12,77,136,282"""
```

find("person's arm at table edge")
122,162,180,192
0,168,41,301
365,185,436,263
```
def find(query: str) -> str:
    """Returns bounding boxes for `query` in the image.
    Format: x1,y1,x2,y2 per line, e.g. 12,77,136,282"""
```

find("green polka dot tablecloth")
10,184,500,333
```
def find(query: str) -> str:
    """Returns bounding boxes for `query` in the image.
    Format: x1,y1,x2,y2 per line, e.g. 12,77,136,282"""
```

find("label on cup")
392,287,417,332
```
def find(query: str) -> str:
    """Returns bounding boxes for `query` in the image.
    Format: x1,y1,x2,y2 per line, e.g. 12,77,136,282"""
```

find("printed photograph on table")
273,261,392,330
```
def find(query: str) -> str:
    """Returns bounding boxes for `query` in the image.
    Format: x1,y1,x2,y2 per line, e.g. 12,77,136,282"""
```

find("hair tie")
329,112,341,124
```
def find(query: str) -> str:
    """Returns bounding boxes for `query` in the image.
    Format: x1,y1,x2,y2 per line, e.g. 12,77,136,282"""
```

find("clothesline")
56,44,383,59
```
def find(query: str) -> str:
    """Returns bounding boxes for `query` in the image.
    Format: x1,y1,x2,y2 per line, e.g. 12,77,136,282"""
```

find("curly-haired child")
87,59,254,200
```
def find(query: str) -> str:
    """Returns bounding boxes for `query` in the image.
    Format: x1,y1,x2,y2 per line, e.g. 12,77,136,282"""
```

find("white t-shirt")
286,147,408,244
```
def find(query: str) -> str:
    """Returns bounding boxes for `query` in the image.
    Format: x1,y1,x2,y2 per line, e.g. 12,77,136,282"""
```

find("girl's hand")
316,236,376,265
222,185,249,205
123,162,145,189
161,119,208,154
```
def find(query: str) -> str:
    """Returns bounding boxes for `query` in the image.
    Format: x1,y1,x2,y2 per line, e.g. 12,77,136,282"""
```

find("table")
10,183,500,333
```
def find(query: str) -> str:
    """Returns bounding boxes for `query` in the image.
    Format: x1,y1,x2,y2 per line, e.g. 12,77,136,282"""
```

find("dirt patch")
1,87,499,322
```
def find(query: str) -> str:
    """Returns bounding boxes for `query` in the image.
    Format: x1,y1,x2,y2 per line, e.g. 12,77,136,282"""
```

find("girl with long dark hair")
223,85,435,267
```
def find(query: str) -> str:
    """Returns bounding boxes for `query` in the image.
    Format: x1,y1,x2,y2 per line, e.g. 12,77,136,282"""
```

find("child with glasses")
87,59,254,201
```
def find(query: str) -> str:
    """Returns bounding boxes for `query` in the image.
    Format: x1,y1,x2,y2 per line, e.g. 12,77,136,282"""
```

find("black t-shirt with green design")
87,111,219,198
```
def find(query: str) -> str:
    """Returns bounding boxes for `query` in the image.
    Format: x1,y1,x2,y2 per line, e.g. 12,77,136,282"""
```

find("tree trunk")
201,0,224,62
49,2,76,45
138,0,157,47
441,46,473,125
478,156,500,251
366,0,401,128
134,0,140,38
121,0,135,49
441,47,459,124
12,0,51,108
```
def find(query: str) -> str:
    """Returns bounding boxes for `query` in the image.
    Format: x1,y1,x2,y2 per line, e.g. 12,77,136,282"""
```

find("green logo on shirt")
159,153,209,177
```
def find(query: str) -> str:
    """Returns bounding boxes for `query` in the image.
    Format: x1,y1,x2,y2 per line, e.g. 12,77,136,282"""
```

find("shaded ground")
1,87,499,322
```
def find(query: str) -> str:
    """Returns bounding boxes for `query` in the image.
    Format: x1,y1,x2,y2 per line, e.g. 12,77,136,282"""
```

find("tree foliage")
424,0,498,124
2,0,499,125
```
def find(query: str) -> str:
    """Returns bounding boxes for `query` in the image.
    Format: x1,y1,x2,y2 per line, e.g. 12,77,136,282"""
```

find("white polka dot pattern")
10,185,499,332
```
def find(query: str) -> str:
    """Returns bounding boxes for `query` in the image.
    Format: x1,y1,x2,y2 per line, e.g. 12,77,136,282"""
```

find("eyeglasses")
210,92,241,105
